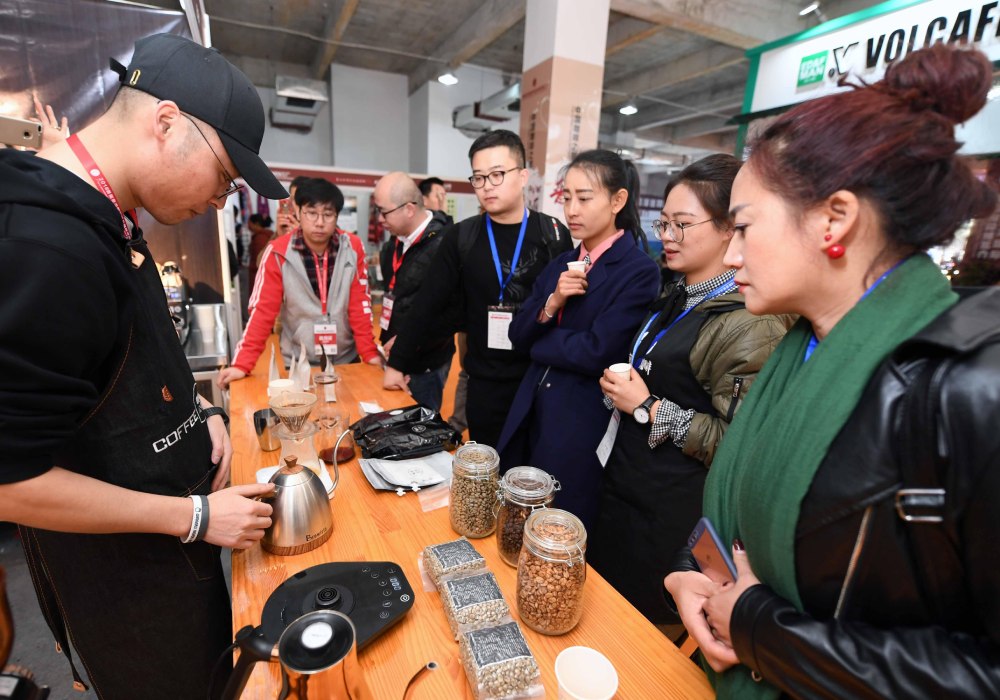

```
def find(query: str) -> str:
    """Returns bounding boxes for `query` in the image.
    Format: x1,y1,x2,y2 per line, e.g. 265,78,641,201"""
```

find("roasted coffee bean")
496,502,531,567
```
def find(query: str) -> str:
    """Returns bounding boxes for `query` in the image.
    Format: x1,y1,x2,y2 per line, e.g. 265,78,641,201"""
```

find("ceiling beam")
604,43,746,108
639,115,738,144
310,0,360,79
624,85,746,130
610,0,804,50
406,0,525,95
606,17,663,56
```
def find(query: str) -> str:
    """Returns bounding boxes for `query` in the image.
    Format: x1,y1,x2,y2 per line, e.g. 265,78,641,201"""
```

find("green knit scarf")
701,254,957,699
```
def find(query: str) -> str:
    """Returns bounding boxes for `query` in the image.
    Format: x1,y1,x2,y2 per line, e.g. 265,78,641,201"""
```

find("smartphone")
688,517,737,585
0,115,43,149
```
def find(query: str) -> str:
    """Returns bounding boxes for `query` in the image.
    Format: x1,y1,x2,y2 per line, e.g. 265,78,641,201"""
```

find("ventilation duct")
453,82,520,137
271,75,329,130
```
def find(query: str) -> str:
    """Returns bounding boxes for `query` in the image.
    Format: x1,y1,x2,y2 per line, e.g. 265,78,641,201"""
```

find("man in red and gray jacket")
219,178,381,387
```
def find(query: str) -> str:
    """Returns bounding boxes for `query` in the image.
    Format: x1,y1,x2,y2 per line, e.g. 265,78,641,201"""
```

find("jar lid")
454,442,499,473
501,466,558,501
524,508,586,556
313,372,339,385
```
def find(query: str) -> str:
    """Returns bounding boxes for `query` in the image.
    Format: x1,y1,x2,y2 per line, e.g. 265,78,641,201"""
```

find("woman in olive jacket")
589,154,791,625
667,45,1000,699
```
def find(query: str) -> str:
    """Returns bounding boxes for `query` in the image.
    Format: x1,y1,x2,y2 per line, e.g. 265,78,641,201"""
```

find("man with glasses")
383,130,571,447
373,172,456,411
0,34,285,698
221,178,381,388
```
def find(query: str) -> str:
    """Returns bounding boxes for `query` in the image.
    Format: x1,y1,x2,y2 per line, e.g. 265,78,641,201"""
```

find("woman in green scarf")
665,45,1000,698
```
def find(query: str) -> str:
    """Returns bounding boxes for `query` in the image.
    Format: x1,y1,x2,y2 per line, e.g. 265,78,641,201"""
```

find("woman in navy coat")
497,150,660,529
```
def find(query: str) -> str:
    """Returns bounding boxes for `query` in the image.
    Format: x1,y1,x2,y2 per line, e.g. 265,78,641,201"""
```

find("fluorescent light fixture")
799,2,820,15
619,103,638,116
437,73,459,86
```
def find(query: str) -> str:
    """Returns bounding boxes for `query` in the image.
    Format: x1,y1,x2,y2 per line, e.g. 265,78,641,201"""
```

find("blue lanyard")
630,281,735,368
486,209,529,304
804,258,907,362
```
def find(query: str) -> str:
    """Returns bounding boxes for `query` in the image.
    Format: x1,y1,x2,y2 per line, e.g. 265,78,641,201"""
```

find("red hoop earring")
827,244,845,259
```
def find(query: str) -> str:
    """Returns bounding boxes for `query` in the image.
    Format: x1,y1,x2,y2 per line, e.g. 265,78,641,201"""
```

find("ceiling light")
799,2,820,16
619,103,638,116
437,73,459,86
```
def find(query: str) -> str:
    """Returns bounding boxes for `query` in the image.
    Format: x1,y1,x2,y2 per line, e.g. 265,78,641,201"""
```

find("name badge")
379,293,395,331
486,305,514,351
596,409,621,467
314,318,337,357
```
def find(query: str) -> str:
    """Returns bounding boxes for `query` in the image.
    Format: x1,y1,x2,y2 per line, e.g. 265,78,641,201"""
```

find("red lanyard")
389,231,422,291
311,250,330,315
66,134,133,240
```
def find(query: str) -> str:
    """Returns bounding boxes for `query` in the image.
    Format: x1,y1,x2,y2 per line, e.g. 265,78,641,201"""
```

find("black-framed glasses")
300,208,338,223
375,201,416,217
651,218,714,242
180,113,242,200
468,167,522,189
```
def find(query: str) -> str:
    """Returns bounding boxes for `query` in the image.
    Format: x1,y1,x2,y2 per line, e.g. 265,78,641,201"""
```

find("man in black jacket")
0,34,285,699
373,172,455,411
383,130,571,448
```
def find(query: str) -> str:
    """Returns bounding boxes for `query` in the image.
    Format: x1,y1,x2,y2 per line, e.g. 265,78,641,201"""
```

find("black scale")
260,561,415,648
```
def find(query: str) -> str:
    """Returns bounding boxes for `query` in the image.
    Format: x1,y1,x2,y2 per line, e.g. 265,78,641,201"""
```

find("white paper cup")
607,362,631,377
567,261,587,273
267,378,295,398
555,646,619,700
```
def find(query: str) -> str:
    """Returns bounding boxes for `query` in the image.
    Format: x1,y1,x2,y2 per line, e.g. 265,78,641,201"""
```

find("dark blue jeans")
407,361,451,412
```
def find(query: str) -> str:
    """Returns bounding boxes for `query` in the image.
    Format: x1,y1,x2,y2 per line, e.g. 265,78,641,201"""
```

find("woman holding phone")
589,154,790,627
666,45,1000,698
497,150,659,529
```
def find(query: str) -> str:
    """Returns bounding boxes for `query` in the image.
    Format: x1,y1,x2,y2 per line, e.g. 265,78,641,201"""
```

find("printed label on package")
430,539,485,569
467,621,532,668
445,572,503,611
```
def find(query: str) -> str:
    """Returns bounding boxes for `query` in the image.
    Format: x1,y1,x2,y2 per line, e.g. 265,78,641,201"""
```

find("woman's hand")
548,270,588,312
703,542,761,651
33,95,69,150
599,366,651,414
664,570,740,672
217,367,246,389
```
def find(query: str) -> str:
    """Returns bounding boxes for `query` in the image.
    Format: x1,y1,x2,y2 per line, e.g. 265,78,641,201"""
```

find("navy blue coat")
496,232,660,529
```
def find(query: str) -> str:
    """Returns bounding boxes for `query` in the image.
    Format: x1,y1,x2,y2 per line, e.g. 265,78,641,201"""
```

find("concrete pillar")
520,0,610,219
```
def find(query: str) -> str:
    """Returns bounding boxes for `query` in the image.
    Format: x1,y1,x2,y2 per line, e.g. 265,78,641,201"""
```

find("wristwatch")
202,406,229,427
632,395,659,425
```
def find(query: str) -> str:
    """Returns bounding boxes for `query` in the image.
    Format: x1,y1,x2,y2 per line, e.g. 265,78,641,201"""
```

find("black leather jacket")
691,288,1000,699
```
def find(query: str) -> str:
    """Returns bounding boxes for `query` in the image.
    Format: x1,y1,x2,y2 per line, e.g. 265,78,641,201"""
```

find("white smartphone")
0,115,43,149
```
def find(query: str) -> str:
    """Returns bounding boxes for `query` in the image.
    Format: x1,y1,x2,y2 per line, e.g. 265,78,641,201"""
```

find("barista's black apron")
590,291,729,625
19,233,231,700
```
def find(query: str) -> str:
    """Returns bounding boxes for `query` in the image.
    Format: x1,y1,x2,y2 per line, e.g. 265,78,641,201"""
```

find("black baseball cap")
111,33,287,200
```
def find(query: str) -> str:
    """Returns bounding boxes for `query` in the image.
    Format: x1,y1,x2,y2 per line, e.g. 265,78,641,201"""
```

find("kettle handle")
219,625,276,700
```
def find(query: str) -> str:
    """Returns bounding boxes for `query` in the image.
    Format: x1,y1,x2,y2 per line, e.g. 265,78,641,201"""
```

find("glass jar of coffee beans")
494,467,559,567
449,442,500,538
516,508,587,635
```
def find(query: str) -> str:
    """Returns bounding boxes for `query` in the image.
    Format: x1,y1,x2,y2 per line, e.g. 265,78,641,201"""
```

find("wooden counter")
229,340,713,699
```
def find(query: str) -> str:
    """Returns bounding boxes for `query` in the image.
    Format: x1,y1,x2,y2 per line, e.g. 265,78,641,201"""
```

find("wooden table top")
228,338,713,699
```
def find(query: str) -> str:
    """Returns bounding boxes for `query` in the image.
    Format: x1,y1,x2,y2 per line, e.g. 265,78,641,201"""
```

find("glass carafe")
276,422,321,476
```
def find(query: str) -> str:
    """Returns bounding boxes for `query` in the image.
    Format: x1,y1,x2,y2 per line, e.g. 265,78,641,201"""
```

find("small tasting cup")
566,261,587,273
607,362,631,378
555,646,619,700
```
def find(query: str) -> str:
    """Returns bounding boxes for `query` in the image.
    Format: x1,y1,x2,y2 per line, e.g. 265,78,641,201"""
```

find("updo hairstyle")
747,44,996,252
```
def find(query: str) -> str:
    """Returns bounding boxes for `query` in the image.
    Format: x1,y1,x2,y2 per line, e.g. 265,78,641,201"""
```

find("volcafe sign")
747,0,1000,114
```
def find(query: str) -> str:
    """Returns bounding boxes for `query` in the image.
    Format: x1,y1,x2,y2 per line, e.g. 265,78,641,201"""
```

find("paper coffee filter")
369,458,445,489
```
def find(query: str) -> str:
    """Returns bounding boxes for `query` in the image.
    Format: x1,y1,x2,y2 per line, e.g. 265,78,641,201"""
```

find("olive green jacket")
684,291,795,466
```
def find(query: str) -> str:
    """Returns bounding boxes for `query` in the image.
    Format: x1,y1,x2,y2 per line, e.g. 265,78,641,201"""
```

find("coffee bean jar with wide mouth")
449,442,500,538
494,467,559,567
516,508,587,635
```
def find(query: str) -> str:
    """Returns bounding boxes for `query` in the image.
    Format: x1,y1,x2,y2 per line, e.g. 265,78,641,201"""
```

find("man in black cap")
0,34,285,698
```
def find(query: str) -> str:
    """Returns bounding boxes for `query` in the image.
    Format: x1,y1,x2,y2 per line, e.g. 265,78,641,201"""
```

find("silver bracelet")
181,495,206,544
542,293,556,320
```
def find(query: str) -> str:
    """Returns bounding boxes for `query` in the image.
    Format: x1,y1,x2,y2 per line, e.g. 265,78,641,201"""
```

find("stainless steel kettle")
261,456,335,556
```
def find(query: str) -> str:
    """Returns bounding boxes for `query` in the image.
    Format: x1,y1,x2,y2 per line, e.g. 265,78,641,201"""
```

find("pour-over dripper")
269,391,318,434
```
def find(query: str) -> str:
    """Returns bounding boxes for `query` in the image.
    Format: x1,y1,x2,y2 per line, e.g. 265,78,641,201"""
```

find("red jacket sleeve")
232,237,287,373
345,233,379,363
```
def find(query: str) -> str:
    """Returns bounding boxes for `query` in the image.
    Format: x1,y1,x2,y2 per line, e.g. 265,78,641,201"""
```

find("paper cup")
607,363,631,377
566,261,587,273
267,378,295,398
555,646,619,700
